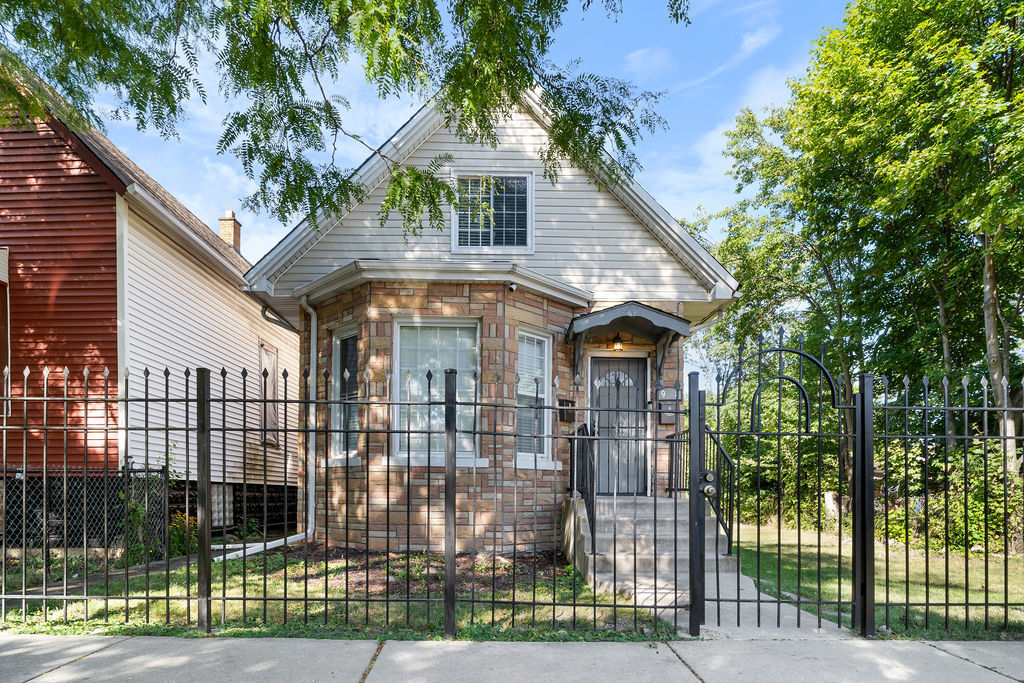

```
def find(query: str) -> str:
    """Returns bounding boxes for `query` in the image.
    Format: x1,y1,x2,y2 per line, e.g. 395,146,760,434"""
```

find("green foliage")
118,479,164,567
232,516,261,542
711,364,846,531
0,1,689,231
169,511,199,556
117,461,180,566
703,0,1024,428
878,443,1024,555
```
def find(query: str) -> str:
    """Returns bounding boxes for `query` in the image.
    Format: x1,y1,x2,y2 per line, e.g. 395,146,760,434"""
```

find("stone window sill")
326,455,362,468
515,455,563,471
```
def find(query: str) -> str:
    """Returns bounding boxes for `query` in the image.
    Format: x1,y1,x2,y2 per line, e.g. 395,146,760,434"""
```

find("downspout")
217,295,317,562
299,295,318,539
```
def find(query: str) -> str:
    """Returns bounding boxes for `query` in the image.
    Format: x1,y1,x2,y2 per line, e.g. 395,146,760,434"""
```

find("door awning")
565,301,691,380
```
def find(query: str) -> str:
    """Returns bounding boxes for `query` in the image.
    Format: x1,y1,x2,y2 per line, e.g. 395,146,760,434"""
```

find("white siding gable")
270,107,710,307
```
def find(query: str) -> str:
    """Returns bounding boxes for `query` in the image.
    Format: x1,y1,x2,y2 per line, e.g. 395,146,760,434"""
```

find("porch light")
610,333,623,352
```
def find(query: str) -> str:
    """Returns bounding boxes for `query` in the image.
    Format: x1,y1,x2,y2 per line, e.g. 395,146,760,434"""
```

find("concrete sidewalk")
0,633,1021,682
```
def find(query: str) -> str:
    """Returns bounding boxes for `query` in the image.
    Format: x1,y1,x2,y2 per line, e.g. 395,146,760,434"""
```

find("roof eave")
248,91,740,300
291,259,593,309
124,185,248,286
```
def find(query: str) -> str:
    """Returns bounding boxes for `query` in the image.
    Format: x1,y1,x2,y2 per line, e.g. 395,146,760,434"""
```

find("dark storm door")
592,357,648,495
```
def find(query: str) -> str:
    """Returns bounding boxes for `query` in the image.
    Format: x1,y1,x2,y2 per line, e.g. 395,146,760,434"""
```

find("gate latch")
700,471,716,498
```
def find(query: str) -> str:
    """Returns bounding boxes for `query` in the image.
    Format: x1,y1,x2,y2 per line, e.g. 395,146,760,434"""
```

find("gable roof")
245,96,739,302
0,52,251,282
50,118,252,280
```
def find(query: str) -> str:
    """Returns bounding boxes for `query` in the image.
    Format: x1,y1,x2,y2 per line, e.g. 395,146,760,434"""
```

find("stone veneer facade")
297,280,684,553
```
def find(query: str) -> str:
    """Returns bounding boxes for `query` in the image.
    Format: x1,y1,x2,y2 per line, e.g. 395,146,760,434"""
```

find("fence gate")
687,340,876,637
3,352,1020,638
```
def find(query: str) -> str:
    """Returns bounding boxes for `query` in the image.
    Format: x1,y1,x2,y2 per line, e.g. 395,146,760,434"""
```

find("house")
245,96,739,552
0,116,300,532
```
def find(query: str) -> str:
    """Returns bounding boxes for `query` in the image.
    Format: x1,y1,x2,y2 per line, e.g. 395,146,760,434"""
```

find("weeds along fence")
0,365,300,628
697,336,1024,637
0,363,691,637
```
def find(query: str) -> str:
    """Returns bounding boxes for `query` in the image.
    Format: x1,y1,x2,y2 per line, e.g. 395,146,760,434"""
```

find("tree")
0,0,689,230
799,0,1024,465
707,0,1024,472
704,0,1024,473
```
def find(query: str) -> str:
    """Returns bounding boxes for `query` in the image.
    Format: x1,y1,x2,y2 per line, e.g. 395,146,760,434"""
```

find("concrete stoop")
560,496,851,639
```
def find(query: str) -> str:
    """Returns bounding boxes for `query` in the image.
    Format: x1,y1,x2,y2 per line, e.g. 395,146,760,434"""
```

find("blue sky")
100,0,847,264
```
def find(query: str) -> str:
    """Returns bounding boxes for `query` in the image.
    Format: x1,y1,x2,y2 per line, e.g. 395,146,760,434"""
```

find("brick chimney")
218,210,241,252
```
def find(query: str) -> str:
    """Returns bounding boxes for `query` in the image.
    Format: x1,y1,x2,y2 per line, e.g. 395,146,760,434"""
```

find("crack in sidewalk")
665,640,705,682
21,635,133,682
359,640,386,683
925,642,1019,681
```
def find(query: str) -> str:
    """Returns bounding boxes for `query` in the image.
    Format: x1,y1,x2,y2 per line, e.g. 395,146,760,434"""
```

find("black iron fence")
0,362,692,636
1,352,1021,640
692,337,1024,638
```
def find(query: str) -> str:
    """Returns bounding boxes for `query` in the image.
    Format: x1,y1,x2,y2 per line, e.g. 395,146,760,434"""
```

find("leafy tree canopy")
0,0,689,230
708,0,1024,401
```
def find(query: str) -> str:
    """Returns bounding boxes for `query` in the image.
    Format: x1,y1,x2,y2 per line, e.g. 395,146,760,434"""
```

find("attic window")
453,174,532,253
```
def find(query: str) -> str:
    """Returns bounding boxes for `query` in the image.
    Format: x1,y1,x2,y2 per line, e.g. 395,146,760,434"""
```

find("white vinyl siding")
267,108,708,306
393,321,480,465
122,205,300,485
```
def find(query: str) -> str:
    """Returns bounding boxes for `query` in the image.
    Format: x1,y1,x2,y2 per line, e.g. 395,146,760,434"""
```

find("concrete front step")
594,515,725,535
592,530,725,554
593,496,694,514
590,571,691,598
593,550,738,575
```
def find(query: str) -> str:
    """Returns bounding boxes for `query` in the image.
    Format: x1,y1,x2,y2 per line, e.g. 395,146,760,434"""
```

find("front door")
591,356,648,495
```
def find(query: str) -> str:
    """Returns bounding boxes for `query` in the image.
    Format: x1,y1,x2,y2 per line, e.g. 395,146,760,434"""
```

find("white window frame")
515,329,560,470
329,323,361,467
450,170,535,255
391,317,487,467
258,339,280,448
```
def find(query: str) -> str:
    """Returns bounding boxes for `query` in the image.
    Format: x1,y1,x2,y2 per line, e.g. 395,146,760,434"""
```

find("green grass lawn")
0,545,673,641
734,524,1024,639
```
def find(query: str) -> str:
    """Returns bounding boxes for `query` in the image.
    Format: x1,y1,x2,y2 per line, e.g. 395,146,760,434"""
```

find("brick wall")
298,281,685,554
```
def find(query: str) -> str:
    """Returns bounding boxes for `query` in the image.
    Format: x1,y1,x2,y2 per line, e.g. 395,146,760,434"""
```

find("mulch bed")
268,542,572,596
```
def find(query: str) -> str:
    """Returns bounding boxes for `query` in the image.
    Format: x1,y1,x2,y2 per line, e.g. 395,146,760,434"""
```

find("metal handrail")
568,423,596,537
705,425,735,553
666,431,688,497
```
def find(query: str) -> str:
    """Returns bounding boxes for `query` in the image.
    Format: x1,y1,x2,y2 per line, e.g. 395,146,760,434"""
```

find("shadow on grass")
1,545,673,641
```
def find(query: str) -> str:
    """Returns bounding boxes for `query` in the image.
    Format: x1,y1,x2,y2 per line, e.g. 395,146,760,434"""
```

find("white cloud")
741,60,805,113
676,22,782,90
175,158,283,264
714,1,779,20
623,47,676,82
640,57,805,232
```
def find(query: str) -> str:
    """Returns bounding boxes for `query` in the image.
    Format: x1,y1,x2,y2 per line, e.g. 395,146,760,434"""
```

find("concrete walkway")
0,633,1021,682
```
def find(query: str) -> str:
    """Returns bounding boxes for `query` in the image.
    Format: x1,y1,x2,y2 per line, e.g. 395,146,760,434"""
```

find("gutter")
687,287,742,335
689,310,725,335
292,259,594,309
218,297,319,562
123,184,248,287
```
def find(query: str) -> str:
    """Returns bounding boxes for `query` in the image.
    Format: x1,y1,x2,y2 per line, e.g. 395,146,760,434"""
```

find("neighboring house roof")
245,96,740,309
1,50,252,282
46,116,252,284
